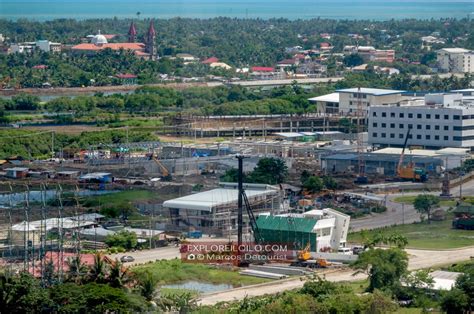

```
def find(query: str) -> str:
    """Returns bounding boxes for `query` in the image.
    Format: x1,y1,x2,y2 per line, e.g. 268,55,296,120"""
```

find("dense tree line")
0,18,473,87
0,253,198,313
2,70,470,120
0,129,157,159
1,84,331,117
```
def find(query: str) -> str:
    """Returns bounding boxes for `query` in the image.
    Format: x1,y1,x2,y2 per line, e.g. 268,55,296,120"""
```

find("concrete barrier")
249,264,310,276
313,252,358,263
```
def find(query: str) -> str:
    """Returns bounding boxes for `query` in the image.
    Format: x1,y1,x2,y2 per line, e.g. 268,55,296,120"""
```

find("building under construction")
163,114,365,138
162,182,283,236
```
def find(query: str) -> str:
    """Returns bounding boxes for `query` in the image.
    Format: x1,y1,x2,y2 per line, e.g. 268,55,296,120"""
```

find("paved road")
197,245,474,306
407,246,474,270
228,77,343,87
350,194,418,232
198,269,366,306
350,177,474,232
107,246,181,266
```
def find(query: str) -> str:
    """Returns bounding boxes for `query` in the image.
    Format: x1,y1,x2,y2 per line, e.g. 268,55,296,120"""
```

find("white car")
337,247,352,255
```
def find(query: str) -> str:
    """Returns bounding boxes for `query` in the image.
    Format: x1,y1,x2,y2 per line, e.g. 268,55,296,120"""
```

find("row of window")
351,93,368,98
372,133,453,141
453,125,474,131
373,112,461,120
372,123,452,131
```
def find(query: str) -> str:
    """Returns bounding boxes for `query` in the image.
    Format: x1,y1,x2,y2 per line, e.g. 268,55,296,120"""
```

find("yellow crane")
151,155,172,181
397,128,427,182
297,242,311,261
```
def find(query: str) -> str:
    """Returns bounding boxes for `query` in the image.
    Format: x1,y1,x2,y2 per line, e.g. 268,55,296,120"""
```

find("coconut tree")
66,254,88,284
108,259,131,288
137,271,159,302
88,253,108,284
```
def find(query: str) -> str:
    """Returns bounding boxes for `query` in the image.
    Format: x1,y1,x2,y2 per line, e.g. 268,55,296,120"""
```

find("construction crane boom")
397,128,412,175
150,155,172,180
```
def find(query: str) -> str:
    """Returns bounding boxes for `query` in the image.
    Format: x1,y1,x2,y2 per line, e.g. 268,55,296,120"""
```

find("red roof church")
72,21,158,60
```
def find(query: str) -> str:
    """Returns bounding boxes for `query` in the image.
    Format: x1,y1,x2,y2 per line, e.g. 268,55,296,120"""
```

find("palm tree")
138,271,159,302
88,253,108,283
386,233,408,249
0,272,14,310
108,259,131,288
136,12,141,20
66,254,88,284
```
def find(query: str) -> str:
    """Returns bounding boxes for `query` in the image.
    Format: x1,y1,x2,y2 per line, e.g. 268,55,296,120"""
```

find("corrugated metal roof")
163,187,278,212
256,215,317,233
308,92,340,103
336,87,405,96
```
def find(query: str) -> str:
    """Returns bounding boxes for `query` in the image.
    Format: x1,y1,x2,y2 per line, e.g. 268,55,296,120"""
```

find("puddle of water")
0,189,116,206
161,281,234,294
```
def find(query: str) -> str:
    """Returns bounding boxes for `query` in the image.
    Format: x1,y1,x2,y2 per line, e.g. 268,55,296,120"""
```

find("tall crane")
354,87,368,184
236,155,262,245
397,128,427,182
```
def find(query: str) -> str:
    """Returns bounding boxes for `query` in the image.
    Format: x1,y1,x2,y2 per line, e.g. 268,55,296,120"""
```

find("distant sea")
1,0,473,21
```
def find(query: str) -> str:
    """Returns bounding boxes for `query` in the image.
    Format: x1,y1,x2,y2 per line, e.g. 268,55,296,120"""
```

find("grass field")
392,195,456,207
348,216,474,249
133,259,269,287
81,189,171,207
393,195,474,207
342,279,369,294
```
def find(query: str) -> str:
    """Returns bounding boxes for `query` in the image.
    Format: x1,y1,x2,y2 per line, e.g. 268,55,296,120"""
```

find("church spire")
145,19,157,60
128,21,137,43
147,19,156,38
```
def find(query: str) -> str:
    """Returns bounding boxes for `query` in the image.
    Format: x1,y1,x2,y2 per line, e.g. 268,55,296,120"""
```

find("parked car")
120,255,135,263
352,246,365,255
337,247,352,255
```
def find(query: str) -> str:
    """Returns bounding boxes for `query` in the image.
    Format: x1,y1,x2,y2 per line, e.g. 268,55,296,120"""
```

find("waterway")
162,280,234,294
1,0,472,21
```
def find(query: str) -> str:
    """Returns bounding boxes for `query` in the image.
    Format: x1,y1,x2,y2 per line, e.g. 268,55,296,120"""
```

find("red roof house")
251,66,275,72
32,65,48,69
202,57,219,64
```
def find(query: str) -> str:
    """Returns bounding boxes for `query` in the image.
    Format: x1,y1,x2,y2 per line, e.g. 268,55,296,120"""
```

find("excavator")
397,128,427,182
290,242,331,268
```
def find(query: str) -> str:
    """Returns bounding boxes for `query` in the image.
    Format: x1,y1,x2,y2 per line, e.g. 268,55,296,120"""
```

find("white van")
337,247,352,255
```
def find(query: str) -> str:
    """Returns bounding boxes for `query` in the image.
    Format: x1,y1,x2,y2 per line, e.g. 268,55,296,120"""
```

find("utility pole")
355,87,367,183
51,131,55,159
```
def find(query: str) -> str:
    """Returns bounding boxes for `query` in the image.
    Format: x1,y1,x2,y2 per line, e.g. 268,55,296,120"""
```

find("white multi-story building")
309,87,406,115
337,88,405,114
10,40,61,54
368,93,474,150
437,48,474,73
